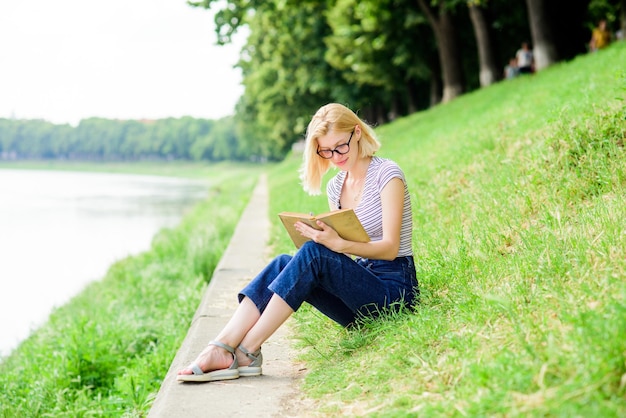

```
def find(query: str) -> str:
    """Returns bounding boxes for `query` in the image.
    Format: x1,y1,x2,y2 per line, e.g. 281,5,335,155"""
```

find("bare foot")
178,344,234,376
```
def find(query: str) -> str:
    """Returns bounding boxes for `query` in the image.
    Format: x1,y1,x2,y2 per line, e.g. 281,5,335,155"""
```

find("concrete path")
148,174,306,417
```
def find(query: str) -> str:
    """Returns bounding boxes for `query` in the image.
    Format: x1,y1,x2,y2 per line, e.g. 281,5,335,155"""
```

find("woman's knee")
297,241,330,260
264,253,293,273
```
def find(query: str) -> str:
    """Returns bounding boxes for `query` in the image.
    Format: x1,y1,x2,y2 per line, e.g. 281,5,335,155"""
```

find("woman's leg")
177,297,260,375
268,242,415,324
237,294,294,356
179,243,416,375
178,295,295,375
178,254,295,376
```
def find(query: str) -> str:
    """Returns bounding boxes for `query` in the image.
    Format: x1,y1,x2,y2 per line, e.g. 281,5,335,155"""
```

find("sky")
0,0,246,125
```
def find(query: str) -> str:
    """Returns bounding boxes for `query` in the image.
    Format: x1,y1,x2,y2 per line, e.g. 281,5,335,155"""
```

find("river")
0,168,209,357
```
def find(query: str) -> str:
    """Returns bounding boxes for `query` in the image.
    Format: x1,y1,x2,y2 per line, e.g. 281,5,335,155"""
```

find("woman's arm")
296,177,405,260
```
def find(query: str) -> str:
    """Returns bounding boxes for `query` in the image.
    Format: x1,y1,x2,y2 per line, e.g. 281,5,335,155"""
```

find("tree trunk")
389,98,400,121
430,74,442,106
406,79,418,114
468,3,500,87
374,103,387,125
525,0,558,71
621,0,626,38
417,0,464,102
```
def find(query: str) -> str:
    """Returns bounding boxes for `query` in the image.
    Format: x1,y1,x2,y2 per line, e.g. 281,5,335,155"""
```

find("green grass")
0,164,262,417
268,42,626,416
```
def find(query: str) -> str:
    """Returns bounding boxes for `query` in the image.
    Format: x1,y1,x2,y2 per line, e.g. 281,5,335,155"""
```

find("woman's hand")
294,220,346,252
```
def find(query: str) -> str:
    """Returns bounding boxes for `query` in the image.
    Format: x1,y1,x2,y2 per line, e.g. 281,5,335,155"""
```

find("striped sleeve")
376,160,406,192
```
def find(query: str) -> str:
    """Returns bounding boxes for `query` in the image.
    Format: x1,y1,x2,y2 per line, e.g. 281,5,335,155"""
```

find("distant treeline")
0,116,263,162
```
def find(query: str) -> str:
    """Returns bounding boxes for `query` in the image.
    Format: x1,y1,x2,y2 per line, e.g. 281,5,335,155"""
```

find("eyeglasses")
316,130,354,159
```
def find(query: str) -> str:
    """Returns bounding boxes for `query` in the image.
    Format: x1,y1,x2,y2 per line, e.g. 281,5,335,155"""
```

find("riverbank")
149,174,307,417
0,164,263,416
0,168,210,357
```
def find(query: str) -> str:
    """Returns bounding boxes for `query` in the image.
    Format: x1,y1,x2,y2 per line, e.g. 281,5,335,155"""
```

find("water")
0,169,209,357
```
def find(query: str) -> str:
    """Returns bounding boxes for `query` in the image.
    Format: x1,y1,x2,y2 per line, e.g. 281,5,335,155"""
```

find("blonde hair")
299,103,380,195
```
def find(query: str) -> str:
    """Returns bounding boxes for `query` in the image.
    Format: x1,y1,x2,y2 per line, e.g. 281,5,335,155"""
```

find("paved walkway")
148,174,306,417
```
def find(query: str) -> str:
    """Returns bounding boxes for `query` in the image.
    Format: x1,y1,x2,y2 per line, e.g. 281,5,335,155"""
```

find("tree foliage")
195,0,623,159
5,0,624,162
233,1,344,160
325,0,434,115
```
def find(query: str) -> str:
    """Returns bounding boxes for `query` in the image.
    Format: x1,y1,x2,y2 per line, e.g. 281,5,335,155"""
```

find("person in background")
515,41,534,74
504,58,519,80
589,19,612,52
177,103,418,382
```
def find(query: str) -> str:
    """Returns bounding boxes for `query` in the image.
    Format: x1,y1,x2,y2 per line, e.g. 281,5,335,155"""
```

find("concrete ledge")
148,174,303,417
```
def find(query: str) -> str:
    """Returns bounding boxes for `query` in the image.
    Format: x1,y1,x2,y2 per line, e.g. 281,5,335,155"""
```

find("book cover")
278,208,370,249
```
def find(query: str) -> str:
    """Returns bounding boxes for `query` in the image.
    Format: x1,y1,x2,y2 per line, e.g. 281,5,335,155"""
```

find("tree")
467,1,501,86
416,0,465,102
237,1,348,158
325,0,434,118
525,0,559,70
621,0,626,35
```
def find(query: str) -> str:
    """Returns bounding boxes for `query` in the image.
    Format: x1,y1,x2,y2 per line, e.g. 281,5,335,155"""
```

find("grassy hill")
268,42,626,416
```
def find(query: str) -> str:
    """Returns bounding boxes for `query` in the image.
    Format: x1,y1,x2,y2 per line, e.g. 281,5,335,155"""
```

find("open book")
278,208,370,249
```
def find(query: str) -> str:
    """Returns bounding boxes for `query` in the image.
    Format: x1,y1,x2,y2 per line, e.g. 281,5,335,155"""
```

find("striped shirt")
326,156,413,257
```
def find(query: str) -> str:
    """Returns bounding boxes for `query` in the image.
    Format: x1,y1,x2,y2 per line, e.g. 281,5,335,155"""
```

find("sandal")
237,345,263,377
177,340,240,382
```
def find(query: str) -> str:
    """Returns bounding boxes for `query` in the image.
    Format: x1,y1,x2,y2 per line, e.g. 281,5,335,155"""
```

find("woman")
177,103,418,382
